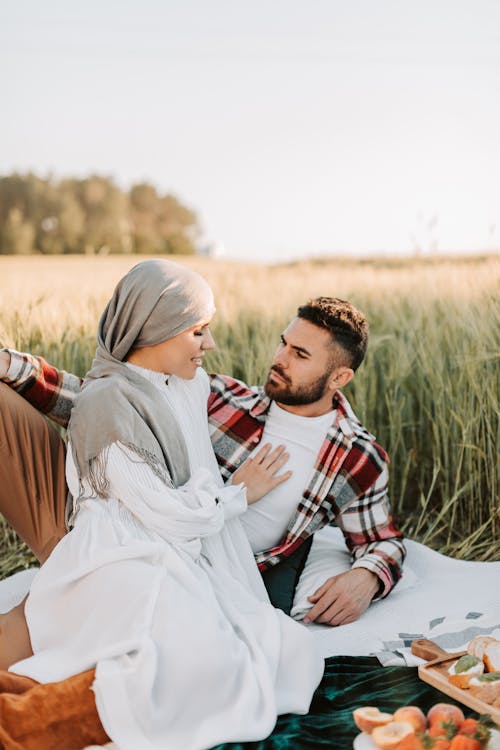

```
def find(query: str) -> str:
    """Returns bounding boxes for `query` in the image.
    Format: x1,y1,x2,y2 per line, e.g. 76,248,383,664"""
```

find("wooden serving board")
411,638,500,726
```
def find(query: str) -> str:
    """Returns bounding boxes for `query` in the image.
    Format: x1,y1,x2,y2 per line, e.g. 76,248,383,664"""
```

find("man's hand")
303,568,380,626
232,443,292,505
0,350,11,379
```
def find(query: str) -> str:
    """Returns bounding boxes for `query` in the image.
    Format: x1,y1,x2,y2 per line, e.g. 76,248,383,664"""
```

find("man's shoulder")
335,390,389,466
207,373,267,420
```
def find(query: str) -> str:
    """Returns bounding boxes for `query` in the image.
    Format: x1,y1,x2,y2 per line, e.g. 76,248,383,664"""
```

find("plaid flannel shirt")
208,374,404,596
3,351,405,597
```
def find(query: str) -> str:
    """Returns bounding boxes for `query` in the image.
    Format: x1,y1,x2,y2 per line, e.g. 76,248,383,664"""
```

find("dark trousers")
261,537,313,614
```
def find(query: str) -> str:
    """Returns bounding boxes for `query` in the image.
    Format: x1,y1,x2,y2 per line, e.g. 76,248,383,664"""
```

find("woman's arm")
84,442,225,543
77,441,293,539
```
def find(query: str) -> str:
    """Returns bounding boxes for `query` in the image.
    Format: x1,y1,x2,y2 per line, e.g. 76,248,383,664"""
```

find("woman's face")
127,320,215,379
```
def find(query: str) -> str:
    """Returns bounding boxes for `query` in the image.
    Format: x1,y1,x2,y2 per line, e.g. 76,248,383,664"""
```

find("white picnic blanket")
292,526,500,664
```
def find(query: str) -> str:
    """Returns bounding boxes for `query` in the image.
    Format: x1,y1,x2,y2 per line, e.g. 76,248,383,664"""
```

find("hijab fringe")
122,442,172,487
87,447,111,499
76,443,173,503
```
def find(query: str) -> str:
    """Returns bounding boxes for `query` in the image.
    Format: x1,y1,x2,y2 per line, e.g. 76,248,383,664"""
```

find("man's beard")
264,366,330,406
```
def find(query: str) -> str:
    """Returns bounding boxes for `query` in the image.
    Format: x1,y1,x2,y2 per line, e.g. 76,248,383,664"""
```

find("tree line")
0,173,198,255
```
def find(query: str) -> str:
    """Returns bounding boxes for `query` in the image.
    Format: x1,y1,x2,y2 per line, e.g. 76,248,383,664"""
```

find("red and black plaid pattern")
4,352,80,426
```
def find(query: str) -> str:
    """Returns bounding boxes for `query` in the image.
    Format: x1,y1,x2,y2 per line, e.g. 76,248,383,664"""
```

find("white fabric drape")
11,367,323,750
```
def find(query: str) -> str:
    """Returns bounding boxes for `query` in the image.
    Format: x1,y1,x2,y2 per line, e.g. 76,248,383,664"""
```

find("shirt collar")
249,390,272,419
249,387,357,440
125,361,170,390
332,390,357,440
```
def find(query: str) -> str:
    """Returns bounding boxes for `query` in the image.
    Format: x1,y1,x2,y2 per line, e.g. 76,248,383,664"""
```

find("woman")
8,259,323,750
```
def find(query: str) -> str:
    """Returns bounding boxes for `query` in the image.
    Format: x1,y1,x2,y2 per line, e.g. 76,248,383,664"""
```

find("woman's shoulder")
71,374,143,436
75,373,130,407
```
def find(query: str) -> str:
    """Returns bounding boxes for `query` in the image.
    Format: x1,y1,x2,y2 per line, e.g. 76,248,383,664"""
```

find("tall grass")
0,254,498,577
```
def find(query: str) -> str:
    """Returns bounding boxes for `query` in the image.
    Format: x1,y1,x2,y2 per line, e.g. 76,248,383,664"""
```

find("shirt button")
252,437,259,443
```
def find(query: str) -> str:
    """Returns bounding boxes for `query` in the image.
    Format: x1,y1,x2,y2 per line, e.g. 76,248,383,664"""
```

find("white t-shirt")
240,402,334,552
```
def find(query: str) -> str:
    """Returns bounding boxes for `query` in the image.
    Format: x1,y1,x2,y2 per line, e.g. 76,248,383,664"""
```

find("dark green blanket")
213,656,475,750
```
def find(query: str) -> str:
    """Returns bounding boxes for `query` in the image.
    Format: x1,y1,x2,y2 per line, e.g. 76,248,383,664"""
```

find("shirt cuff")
2,349,31,383
218,482,248,521
351,557,393,600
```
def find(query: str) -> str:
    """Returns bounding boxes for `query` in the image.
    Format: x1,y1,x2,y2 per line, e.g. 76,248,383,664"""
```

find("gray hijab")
68,258,215,499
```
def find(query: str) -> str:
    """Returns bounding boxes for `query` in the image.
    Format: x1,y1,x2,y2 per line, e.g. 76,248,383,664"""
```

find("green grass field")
0,253,498,577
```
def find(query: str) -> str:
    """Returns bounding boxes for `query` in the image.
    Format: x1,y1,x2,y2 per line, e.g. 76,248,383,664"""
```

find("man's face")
264,318,336,406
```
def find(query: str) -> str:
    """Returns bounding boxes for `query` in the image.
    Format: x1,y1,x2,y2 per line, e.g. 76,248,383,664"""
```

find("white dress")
11,366,323,750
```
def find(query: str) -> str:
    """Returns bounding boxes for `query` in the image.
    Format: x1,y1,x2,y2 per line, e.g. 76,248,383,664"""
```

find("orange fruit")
353,706,394,733
393,706,427,733
427,704,465,734
396,734,425,750
448,736,481,750
371,721,414,749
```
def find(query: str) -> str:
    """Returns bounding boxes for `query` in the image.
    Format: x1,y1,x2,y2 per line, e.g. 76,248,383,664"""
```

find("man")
0,297,404,626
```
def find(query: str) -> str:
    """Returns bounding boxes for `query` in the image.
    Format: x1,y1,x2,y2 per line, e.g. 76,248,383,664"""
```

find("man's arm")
0,350,11,378
303,465,405,626
338,465,405,593
0,349,82,427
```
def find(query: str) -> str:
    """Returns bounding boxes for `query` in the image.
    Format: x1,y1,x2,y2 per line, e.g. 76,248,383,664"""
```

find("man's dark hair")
297,297,368,371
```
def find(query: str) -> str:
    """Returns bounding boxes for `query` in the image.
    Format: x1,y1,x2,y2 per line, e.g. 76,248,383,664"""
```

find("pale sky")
1,0,499,261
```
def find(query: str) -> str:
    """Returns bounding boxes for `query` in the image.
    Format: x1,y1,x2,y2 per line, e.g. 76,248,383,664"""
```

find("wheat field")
0,253,499,577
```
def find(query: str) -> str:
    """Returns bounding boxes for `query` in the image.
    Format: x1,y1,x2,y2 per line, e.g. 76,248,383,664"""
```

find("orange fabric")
0,671,38,695
0,669,110,750
0,383,67,564
0,600,33,672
